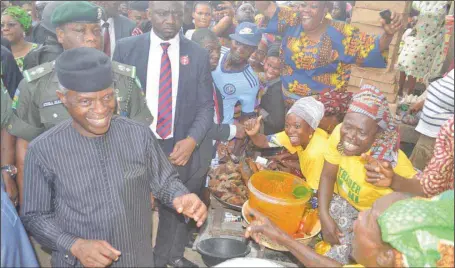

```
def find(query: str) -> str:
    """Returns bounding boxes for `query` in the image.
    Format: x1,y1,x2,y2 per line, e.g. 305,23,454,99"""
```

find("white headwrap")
287,97,325,130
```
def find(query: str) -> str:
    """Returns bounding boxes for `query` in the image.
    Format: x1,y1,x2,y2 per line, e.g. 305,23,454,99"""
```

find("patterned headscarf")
378,190,454,267
317,89,353,117
2,6,32,33
346,84,399,166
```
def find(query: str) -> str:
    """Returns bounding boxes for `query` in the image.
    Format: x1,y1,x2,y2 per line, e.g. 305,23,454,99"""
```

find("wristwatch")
1,165,17,179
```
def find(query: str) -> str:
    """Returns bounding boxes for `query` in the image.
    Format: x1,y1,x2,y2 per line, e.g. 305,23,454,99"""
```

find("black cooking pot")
196,238,251,267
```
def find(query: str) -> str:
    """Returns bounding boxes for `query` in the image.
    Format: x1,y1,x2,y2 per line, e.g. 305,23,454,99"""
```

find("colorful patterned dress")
397,1,448,79
263,6,387,107
416,116,454,197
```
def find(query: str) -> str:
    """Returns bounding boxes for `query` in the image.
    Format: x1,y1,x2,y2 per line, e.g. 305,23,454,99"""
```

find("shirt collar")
150,28,180,48
100,17,114,25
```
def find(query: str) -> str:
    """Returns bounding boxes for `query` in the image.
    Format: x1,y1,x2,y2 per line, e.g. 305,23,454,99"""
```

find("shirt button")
65,255,69,259
53,113,58,118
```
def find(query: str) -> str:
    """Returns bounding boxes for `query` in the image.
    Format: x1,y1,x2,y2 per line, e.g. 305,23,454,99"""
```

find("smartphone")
380,9,392,24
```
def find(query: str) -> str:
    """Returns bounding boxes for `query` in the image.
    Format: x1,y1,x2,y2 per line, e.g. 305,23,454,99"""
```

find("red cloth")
132,27,143,36
317,89,353,117
417,116,454,197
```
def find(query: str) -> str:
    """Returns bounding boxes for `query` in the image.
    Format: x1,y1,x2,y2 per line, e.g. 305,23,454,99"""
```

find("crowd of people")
1,1,453,267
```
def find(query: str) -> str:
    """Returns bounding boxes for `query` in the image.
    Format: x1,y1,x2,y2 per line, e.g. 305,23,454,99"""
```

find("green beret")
51,1,103,27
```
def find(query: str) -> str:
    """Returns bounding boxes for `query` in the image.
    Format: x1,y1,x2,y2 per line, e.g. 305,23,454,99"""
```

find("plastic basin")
247,170,311,235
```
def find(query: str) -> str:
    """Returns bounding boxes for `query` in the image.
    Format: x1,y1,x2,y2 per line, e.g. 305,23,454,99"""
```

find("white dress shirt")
146,29,180,139
101,18,116,58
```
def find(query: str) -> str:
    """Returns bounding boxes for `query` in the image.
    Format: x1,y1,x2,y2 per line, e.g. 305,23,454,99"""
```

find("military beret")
51,1,103,27
56,47,113,93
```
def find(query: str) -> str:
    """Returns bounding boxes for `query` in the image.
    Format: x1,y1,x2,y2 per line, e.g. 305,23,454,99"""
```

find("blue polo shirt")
1,180,39,267
212,47,260,124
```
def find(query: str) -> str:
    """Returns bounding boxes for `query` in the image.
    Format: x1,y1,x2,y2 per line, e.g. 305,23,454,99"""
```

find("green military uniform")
13,1,153,141
14,60,153,141
1,61,42,140
1,86,15,130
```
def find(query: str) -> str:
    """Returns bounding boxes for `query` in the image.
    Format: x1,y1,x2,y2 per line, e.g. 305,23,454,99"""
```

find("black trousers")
153,175,205,266
153,138,206,266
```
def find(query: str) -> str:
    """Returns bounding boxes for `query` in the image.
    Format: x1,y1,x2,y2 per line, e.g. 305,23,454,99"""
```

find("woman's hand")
268,152,290,163
320,213,343,245
362,153,395,187
381,11,403,36
245,207,290,245
244,116,263,137
409,100,424,114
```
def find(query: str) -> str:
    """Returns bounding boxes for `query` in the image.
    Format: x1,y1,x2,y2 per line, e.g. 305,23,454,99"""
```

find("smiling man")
14,1,152,208
20,47,207,268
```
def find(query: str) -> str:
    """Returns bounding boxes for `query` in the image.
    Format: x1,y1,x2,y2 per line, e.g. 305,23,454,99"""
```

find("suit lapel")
113,16,122,41
138,33,151,92
174,34,190,132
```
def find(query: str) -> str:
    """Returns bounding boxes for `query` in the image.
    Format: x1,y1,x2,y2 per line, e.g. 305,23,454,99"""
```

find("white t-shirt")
415,70,454,138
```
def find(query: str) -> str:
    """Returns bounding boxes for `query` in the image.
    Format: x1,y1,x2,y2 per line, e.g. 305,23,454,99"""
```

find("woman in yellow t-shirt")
318,85,417,264
244,191,454,267
244,97,325,191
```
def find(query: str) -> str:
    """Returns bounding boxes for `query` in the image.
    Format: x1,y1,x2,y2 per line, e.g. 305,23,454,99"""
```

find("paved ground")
31,211,206,267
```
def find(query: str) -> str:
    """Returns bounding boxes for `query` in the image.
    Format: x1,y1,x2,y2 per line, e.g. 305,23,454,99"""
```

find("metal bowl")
210,190,243,211
196,238,251,267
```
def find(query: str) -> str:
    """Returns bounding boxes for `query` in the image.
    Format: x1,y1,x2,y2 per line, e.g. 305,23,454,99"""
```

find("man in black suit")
113,2,214,267
92,1,135,57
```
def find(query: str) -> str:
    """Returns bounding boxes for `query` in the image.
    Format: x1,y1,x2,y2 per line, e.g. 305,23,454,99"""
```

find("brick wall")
347,1,412,109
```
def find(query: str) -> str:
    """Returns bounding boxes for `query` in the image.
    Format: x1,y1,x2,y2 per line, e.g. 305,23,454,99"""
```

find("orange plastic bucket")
247,171,312,235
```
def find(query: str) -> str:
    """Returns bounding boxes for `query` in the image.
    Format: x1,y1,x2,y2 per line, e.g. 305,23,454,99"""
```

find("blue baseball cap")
229,22,262,47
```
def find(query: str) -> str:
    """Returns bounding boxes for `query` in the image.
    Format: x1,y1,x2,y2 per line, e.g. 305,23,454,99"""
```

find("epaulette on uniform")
112,61,142,89
22,61,55,83
112,61,136,78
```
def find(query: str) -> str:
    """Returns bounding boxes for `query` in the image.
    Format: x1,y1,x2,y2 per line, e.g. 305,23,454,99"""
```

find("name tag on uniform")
42,99,62,107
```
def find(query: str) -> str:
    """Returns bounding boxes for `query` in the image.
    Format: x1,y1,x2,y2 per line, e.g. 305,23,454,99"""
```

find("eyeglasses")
1,21,19,29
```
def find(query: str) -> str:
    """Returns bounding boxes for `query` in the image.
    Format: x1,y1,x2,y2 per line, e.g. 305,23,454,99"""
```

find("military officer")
14,1,153,205
22,1,65,71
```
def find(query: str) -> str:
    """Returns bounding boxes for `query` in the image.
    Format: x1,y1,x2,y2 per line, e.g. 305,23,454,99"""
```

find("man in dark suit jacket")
113,2,214,267
92,1,136,56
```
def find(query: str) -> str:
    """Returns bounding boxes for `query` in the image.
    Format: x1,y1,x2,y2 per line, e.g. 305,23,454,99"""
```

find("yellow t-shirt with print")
324,124,417,211
275,128,329,191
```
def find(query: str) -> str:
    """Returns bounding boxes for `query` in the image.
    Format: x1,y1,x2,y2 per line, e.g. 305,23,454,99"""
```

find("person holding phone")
255,1,402,109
